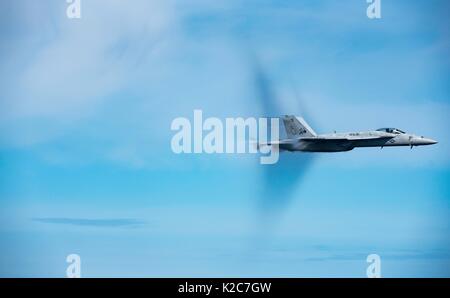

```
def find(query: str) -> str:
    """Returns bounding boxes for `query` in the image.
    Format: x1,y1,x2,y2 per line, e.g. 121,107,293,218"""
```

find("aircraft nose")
426,138,438,145
416,136,438,145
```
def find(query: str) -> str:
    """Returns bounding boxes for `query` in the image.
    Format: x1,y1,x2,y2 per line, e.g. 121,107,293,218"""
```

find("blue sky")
0,0,449,277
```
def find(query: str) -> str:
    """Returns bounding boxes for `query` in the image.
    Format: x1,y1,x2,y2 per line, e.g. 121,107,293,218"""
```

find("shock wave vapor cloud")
0,0,449,277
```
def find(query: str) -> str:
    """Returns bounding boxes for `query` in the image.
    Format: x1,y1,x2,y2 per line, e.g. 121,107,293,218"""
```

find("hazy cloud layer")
32,217,145,228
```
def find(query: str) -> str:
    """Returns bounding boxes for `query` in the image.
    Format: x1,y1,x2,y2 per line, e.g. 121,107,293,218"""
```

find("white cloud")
1,0,175,144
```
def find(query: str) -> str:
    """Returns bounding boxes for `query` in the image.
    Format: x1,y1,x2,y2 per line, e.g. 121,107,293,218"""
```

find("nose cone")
415,137,438,146
425,138,438,145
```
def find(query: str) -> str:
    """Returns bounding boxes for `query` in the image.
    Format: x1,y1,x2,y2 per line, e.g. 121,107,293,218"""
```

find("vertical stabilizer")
282,116,316,138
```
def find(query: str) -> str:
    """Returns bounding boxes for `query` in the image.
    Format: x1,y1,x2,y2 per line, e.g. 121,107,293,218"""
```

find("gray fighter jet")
266,116,437,152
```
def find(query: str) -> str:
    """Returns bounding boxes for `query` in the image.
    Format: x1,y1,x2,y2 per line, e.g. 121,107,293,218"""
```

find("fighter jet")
263,116,438,152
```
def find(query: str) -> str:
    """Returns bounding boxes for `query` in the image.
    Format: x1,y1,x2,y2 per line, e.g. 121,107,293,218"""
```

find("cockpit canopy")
376,128,405,134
